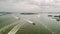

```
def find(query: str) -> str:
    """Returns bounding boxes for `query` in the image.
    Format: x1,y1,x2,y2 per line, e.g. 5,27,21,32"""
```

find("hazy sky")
0,0,60,12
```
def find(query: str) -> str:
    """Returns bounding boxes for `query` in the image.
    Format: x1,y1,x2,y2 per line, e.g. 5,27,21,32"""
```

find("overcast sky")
0,0,60,12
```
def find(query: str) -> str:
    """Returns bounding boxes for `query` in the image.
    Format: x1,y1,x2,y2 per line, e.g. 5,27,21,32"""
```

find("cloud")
0,0,40,12
0,0,60,12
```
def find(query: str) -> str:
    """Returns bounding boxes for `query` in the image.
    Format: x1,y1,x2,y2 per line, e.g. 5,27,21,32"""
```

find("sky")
0,0,60,13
